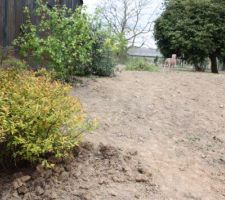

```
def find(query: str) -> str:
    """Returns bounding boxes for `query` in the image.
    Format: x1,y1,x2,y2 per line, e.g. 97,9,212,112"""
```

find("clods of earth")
0,142,162,200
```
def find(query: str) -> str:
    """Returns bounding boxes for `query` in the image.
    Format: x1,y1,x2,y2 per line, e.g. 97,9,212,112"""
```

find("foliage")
0,46,28,70
0,46,15,63
89,21,116,76
14,2,116,79
125,57,158,72
14,1,94,81
2,57,28,70
154,0,225,73
34,67,57,81
0,68,94,167
104,32,128,61
90,42,115,76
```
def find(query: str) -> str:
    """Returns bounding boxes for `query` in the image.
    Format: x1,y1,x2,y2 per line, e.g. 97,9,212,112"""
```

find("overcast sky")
83,0,164,48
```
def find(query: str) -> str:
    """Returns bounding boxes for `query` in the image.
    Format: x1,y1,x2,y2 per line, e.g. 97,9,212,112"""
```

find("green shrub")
0,68,94,167
14,1,93,82
91,52,115,76
125,57,159,72
90,30,115,76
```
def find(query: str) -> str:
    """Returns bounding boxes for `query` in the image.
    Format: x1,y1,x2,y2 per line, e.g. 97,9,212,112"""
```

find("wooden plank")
8,0,16,46
0,0,4,46
14,0,23,40
3,0,8,47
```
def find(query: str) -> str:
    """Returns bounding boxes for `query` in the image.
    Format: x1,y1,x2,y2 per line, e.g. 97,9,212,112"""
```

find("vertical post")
3,0,8,47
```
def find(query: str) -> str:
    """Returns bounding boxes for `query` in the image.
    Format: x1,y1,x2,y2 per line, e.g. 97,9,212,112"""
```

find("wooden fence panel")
0,0,83,47
0,1,3,46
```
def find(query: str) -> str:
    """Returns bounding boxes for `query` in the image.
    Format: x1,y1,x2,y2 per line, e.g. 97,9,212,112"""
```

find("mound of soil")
0,142,161,200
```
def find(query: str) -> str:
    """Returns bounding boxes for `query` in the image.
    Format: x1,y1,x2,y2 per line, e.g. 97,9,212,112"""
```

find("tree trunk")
209,53,218,73
222,58,225,71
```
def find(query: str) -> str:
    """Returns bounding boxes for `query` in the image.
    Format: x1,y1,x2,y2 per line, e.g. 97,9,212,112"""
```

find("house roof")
127,47,163,57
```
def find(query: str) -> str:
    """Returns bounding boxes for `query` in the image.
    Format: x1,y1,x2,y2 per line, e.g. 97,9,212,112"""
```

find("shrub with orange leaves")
0,68,94,167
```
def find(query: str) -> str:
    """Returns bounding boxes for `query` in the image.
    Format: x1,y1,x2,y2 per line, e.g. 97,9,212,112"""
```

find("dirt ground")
73,71,225,200
1,70,225,200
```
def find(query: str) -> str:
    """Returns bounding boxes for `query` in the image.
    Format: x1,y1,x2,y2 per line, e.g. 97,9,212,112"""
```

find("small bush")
0,69,94,167
125,57,159,72
90,30,115,76
91,52,115,76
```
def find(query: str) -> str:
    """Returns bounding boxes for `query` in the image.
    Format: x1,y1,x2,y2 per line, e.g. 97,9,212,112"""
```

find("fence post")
3,0,8,47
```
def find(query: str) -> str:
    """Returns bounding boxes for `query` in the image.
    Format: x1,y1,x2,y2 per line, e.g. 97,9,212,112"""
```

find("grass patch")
125,57,159,72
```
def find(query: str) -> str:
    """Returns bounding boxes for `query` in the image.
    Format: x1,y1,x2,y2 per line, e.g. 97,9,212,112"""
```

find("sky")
83,0,164,48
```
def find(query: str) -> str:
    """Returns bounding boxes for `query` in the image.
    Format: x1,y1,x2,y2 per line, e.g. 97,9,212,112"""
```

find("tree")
154,0,225,73
99,0,155,49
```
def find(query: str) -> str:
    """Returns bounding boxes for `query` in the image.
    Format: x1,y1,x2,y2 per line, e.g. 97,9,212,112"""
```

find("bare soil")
1,70,225,200
73,71,225,200
0,142,160,200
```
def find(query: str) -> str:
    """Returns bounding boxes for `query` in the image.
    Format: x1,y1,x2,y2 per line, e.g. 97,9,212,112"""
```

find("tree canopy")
154,0,225,73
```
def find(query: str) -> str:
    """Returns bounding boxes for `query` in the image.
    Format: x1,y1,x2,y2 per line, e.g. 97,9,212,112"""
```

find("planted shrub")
14,1,93,82
14,1,117,80
0,68,94,167
90,30,115,76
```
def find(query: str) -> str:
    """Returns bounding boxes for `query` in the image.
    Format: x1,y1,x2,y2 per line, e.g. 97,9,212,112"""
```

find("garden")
0,0,225,199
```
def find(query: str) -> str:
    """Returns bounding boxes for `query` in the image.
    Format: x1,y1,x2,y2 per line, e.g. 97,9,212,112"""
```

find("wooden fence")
0,0,83,47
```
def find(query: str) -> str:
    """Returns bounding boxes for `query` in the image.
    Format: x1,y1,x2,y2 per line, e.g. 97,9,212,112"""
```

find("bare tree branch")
99,0,157,48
